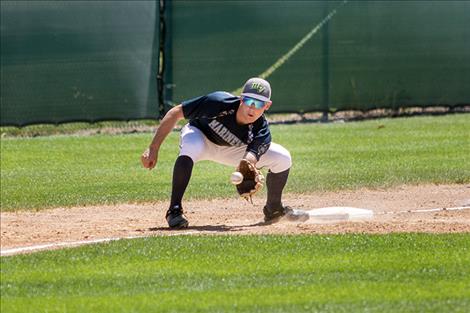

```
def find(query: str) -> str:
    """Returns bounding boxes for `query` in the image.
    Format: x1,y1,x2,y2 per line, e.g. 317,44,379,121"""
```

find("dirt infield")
1,184,469,252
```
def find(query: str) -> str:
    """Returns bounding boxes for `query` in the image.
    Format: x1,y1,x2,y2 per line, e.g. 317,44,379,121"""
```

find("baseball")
230,171,243,185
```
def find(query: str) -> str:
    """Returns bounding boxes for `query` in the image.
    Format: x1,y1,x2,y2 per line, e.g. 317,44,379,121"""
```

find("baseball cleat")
166,205,189,229
263,205,309,223
263,204,288,223
285,208,310,222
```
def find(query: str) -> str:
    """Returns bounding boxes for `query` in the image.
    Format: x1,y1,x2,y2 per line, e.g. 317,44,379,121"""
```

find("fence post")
321,1,330,122
157,0,173,117
157,0,165,118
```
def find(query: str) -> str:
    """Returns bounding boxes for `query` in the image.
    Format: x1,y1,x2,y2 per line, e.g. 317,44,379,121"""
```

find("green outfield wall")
167,0,470,113
1,1,469,126
328,1,470,111
1,1,160,126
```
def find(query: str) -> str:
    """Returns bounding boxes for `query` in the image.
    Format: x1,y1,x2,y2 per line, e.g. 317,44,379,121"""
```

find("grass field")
1,115,469,313
1,115,469,211
1,234,470,313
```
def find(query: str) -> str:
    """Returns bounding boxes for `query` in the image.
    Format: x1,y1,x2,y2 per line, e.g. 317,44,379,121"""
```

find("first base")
307,207,374,222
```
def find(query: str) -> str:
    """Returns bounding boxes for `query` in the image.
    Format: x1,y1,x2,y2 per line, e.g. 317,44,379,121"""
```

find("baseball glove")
236,159,264,203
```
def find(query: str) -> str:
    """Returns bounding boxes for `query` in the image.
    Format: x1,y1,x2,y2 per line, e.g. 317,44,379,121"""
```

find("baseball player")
141,77,306,228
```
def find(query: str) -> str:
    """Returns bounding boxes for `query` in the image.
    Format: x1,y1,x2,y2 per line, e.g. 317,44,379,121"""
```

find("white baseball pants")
178,124,291,173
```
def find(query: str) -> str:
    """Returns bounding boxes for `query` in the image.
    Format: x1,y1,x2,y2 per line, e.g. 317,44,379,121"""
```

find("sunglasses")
241,96,270,109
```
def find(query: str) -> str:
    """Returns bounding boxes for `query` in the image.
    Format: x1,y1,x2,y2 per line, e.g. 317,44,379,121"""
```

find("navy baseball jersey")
182,91,271,160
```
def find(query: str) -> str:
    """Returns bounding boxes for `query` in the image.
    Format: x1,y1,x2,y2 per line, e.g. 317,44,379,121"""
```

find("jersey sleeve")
182,92,235,120
246,118,272,160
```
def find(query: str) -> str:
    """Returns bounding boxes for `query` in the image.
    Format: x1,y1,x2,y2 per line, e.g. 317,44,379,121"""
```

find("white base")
306,207,374,222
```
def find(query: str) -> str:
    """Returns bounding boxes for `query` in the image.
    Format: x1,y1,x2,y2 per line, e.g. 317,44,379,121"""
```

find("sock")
265,168,290,208
169,155,194,209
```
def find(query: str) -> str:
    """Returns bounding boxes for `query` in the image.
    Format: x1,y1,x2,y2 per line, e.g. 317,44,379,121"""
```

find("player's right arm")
141,104,184,170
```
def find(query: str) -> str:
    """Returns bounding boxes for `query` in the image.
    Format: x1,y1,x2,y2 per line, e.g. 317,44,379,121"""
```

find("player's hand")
141,147,158,170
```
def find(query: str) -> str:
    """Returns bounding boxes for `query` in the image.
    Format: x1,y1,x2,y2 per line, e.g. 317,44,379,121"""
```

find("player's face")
238,96,271,124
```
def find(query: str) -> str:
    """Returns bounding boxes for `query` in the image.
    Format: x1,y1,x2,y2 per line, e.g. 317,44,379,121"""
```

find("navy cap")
240,77,271,102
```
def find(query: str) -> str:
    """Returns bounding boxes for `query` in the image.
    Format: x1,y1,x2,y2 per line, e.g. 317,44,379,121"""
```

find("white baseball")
230,171,243,185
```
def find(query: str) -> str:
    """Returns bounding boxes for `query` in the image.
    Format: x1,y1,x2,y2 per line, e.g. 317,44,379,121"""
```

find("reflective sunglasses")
241,96,269,109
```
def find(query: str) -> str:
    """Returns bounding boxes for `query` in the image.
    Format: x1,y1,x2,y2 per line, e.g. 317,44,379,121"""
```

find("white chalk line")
376,206,470,215
1,231,199,257
231,1,348,95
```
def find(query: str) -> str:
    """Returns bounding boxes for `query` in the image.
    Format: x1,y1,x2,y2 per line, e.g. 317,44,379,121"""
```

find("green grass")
1,234,469,313
0,120,156,138
1,115,469,211
0,119,194,138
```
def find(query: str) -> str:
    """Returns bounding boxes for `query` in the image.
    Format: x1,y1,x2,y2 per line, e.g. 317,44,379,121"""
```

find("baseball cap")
240,77,271,102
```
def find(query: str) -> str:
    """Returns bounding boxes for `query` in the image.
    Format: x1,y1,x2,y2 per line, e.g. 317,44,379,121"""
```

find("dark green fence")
166,0,470,113
1,1,469,126
329,1,470,111
166,1,336,113
1,1,160,126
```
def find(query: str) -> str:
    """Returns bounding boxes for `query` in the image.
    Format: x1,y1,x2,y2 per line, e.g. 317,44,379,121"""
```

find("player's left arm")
243,120,271,166
234,124,270,201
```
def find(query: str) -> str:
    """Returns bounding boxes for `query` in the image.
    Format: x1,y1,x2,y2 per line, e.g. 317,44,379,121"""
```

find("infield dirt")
1,184,469,251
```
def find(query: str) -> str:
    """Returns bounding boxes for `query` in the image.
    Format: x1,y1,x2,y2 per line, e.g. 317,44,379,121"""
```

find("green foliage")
1,115,469,211
1,234,470,312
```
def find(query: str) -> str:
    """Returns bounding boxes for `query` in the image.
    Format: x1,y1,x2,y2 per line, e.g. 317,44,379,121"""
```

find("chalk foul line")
376,206,470,215
0,231,199,257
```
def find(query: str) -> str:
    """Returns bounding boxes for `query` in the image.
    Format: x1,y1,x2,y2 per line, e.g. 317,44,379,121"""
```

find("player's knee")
179,125,206,162
269,145,292,173
179,151,203,163
276,150,292,172
179,143,204,163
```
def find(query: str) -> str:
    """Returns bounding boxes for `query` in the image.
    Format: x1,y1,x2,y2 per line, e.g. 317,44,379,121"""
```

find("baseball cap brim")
240,92,271,103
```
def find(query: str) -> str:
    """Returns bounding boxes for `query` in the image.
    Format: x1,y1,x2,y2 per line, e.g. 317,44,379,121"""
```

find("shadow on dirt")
148,221,267,233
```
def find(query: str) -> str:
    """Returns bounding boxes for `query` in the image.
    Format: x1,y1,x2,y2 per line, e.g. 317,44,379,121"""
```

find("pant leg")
256,142,292,173
178,124,209,162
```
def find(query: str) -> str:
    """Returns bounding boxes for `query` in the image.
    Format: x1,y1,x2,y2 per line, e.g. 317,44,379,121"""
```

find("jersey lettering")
208,120,243,146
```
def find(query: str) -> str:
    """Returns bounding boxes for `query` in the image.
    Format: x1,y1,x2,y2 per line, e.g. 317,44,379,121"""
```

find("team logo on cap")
251,83,266,93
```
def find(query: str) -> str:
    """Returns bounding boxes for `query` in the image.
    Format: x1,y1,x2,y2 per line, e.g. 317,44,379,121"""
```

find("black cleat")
166,205,189,229
263,204,289,223
263,205,309,223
